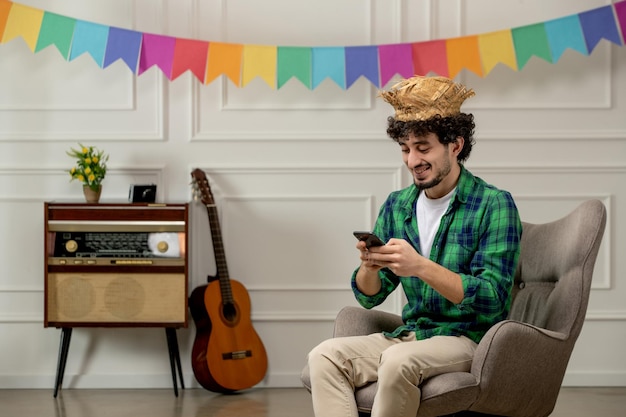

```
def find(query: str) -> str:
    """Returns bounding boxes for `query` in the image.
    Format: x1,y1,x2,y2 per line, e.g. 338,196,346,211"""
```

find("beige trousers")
307,332,477,417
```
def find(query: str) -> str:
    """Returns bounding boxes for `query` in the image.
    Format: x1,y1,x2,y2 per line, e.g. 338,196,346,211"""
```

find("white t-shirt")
416,188,455,259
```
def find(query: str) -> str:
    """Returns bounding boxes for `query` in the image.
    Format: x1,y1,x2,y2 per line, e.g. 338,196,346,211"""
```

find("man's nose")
407,150,422,168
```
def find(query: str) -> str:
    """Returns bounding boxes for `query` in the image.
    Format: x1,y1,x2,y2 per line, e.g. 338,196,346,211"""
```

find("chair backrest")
509,199,606,340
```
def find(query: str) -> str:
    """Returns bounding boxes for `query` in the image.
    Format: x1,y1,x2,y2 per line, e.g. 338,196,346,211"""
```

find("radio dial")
157,241,169,253
65,240,78,253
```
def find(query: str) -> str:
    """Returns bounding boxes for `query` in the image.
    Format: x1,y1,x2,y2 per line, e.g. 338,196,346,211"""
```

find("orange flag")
242,44,277,88
478,30,518,75
2,2,44,51
0,0,13,38
205,42,243,86
446,35,483,78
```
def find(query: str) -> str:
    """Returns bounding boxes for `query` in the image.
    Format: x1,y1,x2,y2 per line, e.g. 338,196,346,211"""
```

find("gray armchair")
301,199,607,417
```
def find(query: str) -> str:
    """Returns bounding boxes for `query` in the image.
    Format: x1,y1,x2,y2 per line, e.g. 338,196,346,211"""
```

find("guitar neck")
205,204,233,303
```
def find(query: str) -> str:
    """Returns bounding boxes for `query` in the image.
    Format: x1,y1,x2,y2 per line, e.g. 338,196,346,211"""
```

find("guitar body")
205,279,267,392
189,284,215,391
189,168,268,393
190,279,268,393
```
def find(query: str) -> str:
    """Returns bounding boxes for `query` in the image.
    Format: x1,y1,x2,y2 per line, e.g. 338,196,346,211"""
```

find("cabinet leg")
165,328,184,396
53,327,73,398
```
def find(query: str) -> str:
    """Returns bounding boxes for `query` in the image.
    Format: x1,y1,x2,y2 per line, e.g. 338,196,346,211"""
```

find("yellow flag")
242,45,277,88
478,30,518,75
2,3,44,51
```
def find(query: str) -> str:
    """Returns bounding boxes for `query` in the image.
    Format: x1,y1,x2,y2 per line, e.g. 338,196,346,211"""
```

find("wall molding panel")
0,0,624,389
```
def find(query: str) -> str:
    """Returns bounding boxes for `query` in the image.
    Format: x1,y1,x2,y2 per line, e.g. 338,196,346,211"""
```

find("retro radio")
44,202,189,327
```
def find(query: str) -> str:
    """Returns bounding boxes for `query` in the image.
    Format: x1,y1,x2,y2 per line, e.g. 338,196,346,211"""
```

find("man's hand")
366,238,423,277
356,240,385,271
364,238,465,304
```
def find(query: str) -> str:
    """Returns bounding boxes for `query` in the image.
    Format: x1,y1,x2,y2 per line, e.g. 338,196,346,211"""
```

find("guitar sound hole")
222,302,238,324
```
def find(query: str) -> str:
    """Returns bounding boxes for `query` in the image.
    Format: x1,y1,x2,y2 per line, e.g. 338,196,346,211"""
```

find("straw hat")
379,76,475,122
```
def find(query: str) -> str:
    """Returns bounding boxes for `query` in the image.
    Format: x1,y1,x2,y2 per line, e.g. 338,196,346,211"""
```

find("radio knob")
157,241,169,253
65,240,78,253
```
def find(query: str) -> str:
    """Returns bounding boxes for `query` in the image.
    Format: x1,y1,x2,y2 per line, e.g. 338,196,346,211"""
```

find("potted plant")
67,144,109,203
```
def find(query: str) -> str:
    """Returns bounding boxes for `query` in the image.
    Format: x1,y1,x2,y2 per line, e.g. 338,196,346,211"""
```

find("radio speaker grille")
47,273,186,324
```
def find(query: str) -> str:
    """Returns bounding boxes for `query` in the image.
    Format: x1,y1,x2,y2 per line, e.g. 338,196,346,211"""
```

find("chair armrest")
469,320,571,416
333,306,403,337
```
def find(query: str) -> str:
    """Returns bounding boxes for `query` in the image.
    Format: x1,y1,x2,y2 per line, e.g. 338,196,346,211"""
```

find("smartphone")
353,231,385,248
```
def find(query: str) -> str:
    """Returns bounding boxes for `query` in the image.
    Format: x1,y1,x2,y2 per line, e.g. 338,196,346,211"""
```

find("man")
306,75,522,417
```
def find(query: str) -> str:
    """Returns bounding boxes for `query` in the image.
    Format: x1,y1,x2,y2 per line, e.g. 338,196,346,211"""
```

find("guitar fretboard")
205,204,233,305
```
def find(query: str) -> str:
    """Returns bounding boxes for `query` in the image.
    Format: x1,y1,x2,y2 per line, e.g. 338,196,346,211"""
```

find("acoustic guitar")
189,168,268,393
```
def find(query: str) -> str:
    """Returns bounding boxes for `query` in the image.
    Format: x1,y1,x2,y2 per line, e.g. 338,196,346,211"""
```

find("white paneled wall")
0,0,625,390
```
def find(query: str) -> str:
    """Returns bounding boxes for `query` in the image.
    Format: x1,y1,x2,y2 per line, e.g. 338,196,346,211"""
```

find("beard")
413,157,452,191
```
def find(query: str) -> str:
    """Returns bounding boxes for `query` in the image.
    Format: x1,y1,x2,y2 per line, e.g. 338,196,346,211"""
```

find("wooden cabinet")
44,202,189,396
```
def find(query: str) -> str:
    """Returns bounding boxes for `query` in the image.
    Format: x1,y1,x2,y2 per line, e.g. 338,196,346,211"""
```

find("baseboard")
1,371,624,389
562,371,626,387
0,372,304,390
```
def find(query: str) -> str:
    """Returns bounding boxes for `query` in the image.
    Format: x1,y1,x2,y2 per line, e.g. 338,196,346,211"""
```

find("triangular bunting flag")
412,40,448,77
616,1,626,43
242,44,277,88
312,47,345,89
544,15,588,61
138,33,176,79
103,27,142,71
205,42,244,86
69,20,109,67
171,38,209,81
277,46,312,89
345,46,379,89
35,12,76,59
379,43,414,86
2,3,44,51
0,0,14,40
446,35,482,78
579,5,622,52
512,23,553,69
478,30,517,75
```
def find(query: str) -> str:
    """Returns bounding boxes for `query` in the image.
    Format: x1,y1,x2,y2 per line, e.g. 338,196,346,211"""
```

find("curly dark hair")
386,113,476,163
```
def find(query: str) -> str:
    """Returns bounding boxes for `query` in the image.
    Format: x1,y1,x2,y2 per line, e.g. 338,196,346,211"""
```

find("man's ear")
451,136,464,157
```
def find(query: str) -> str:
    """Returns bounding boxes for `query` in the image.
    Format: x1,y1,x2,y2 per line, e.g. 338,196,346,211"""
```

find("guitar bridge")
222,350,252,360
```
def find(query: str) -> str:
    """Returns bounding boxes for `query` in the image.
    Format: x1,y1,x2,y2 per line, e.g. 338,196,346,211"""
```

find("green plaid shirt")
351,166,522,343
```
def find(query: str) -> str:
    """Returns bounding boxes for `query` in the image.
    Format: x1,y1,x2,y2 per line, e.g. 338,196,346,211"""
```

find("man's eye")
401,147,409,153
418,148,429,153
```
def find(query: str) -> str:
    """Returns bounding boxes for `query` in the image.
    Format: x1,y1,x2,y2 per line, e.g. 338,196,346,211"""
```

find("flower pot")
83,185,102,203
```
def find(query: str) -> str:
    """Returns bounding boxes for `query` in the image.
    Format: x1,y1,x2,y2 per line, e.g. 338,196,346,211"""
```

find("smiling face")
400,132,463,199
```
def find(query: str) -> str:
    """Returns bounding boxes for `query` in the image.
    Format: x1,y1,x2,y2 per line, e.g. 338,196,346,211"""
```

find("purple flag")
345,46,379,88
579,5,622,52
103,27,142,71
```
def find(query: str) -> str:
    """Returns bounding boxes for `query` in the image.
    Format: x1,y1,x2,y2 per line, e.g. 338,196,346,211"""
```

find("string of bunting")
1,0,626,89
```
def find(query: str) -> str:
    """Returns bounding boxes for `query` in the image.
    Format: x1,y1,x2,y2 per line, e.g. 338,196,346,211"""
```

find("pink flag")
138,33,176,79
379,43,414,86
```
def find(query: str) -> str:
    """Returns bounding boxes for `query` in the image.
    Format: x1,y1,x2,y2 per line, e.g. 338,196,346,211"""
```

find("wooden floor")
1,387,625,417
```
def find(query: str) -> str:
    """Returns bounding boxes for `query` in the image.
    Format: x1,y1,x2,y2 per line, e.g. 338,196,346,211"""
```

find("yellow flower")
66,143,108,188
